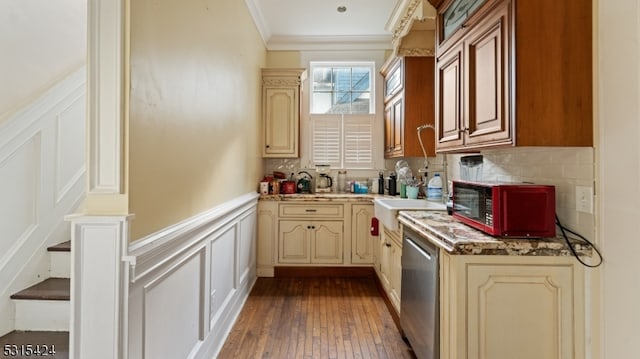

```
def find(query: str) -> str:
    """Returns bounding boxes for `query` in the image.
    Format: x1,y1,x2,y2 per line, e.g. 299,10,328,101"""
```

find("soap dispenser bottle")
378,172,384,195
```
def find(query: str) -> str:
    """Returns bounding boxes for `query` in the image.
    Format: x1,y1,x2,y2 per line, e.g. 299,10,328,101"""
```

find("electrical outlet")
576,186,593,214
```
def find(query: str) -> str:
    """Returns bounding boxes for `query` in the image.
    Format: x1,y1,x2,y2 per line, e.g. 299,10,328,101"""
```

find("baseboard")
274,266,375,278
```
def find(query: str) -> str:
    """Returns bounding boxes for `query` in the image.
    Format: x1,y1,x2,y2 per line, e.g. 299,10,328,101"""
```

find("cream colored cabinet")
440,253,585,359
277,203,344,265
261,68,305,158
257,201,278,277
257,201,377,276
351,204,374,264
278,220,344,264
378,227,402,314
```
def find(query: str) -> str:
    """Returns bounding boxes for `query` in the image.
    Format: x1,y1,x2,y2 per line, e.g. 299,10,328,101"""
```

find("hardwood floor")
219,276,416,359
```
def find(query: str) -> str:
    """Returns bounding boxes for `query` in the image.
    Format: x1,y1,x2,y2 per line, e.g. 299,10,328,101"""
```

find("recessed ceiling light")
337,6,347,13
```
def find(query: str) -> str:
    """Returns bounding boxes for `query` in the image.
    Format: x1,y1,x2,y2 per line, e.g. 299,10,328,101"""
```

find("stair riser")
49,251,70,278
14,300,69,331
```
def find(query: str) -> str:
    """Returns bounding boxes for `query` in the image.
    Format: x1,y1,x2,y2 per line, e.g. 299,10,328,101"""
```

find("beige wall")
598,1,640,358
266,51,301,68
128,0,266,239
0,0,86,124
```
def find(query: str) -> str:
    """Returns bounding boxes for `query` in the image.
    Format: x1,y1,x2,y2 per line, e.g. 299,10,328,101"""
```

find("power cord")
555,214,603,268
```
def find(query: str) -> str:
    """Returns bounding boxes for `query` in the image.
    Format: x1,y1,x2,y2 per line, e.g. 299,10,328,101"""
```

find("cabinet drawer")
279,203,344,218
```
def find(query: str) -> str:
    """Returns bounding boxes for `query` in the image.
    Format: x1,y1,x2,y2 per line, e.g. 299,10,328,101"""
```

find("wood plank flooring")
219,276,415,359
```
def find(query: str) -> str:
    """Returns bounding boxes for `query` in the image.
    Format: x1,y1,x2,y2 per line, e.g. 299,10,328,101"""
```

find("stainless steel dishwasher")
400,226,439,359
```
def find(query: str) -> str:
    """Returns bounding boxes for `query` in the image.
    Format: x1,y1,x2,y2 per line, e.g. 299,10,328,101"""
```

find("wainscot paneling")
123,192,259,359
0,66,86,336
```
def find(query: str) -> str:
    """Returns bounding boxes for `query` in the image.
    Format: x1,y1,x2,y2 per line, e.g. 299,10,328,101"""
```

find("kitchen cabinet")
257,200,376,275
278,220,343,264
261,68,305,158
351,204,375,264
380,56,436,158
433,0,593,152
378,227,402,314
439,253,585,359
257,201,277,277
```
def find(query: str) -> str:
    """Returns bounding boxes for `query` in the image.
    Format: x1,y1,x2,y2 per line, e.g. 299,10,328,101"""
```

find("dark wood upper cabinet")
433,0,593,152
381,56,436,159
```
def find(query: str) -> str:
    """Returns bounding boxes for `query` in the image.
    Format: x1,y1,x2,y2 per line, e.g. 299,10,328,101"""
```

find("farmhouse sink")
373,198,446,231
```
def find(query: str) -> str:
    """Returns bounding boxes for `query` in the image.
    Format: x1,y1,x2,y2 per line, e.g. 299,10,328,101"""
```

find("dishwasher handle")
404,236,434,261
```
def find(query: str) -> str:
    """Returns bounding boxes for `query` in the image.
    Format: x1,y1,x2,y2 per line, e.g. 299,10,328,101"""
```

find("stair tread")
0,331,68,359
47,241,71,252
10,278,70,301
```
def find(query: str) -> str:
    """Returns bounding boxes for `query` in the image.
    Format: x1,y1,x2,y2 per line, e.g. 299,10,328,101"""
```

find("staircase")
0,241,71,359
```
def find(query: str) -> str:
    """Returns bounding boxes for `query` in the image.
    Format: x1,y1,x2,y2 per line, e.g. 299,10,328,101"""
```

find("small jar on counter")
337,170,347,193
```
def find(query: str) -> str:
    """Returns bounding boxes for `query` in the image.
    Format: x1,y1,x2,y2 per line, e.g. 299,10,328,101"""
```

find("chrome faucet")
417,124,449,202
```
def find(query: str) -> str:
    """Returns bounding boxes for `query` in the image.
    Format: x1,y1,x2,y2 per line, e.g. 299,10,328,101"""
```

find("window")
311,63,373,114
309,62,376,169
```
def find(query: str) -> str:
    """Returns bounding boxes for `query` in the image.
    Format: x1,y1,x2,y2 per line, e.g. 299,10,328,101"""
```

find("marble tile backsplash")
449,147,595,241
263,147,595,242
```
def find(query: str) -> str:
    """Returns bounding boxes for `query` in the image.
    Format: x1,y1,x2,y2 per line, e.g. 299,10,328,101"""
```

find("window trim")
299,51,387,171
309,61,376,115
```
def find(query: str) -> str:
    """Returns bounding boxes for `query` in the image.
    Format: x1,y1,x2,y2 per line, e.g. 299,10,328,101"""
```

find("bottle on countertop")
388,172,397,196
337,170,346,193
427,173,443,201
378,172,384,195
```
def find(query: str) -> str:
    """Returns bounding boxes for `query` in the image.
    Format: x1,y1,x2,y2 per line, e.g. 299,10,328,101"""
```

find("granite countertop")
398,210,592,257
259,193,393,202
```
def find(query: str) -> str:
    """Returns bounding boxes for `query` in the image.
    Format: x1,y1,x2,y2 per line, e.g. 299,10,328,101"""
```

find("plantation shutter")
344,115,374,169
311,115,341,168
311,114,374,169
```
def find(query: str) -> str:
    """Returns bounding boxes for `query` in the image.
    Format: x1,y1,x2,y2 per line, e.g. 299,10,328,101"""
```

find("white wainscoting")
125,192,259,359
0,66,86,336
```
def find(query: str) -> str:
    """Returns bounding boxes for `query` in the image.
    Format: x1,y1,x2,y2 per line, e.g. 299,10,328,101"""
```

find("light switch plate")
576,186,593,214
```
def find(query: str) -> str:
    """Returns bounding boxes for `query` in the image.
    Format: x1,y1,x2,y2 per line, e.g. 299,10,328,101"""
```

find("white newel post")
70,0,130,358
66,215,133,359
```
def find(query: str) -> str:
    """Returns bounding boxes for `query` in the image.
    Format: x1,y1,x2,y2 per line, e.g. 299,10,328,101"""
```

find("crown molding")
245,0,270,46
266,35,393,51
386,0,437,55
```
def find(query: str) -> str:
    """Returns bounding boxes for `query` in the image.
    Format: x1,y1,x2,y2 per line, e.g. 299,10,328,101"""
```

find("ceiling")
245,0,401,50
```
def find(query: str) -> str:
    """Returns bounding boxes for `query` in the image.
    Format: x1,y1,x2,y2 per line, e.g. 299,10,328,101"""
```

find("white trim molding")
0,66,86,337
87,0,126,195
66,214,133,359
67,192,259,359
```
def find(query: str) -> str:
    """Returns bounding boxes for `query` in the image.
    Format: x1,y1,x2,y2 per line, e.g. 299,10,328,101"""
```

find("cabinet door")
384,94,404,158
383,102,393,156
263,87,299,157
388,239,402,313
310,221,343,264
392,96,404,154
257,201,278,277
278,220,310,263
464,3,511,146
351,204,374,264
436,44,465,150
379,240,392,289
465,263,577,359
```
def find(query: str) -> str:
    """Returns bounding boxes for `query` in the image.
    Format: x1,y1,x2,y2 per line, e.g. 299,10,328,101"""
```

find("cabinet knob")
385,242,392,247
265,145,270,148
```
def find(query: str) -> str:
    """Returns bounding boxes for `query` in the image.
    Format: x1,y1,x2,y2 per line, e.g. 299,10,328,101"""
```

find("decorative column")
67,1,131,358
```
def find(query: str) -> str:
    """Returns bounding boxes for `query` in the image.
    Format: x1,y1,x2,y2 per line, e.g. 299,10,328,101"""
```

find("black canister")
388,173,397,196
